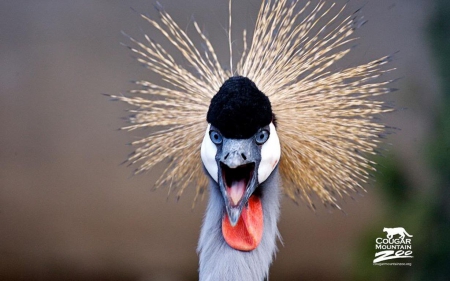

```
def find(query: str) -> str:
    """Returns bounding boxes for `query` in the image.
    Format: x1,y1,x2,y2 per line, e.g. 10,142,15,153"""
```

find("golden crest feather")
110,0,393,207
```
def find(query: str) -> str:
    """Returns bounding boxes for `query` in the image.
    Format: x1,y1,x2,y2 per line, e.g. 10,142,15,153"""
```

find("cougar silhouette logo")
383,227,413,239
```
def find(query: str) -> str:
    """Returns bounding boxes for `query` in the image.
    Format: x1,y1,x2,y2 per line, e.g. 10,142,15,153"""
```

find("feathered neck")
197,167,281,281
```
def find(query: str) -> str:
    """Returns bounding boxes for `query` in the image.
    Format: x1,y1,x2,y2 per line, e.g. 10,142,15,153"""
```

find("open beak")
217,138,260,226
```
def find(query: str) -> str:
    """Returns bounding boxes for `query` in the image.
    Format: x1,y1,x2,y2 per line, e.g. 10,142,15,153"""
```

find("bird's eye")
255,129,270,145
209,130,223,145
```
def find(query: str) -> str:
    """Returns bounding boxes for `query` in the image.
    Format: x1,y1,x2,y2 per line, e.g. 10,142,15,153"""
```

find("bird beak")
217,138,260,227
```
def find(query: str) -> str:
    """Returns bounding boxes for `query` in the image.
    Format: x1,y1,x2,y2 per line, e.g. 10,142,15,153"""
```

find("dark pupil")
260,133,264,139
214,134,219,140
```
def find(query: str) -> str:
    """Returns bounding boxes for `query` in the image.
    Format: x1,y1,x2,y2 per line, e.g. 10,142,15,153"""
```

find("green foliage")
351,0,450,279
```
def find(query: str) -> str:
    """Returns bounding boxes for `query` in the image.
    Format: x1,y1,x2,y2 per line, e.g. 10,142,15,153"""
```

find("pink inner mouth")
221,163,254,207
228,179,246,206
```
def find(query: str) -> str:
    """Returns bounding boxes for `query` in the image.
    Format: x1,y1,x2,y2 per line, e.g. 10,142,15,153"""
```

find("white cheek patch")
258,122,281,184
200,124,218,182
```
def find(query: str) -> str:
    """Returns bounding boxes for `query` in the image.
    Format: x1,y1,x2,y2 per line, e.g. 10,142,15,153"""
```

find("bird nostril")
224,153,229,160
241,153,247,160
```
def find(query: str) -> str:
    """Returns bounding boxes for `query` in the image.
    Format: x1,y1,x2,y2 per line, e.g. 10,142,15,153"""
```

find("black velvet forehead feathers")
206,76,273,139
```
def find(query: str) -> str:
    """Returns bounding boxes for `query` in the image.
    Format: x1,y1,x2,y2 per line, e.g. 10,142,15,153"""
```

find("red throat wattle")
222,195,263,251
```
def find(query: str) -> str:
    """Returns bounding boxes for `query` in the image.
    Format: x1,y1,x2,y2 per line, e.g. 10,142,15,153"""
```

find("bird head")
201,76,281,251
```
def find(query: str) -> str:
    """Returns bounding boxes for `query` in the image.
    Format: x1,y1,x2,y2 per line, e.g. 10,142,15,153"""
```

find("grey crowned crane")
198,76,282,280
110,0,393,280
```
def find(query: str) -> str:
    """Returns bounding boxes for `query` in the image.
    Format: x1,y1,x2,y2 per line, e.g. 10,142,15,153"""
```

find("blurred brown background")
0,0,444,280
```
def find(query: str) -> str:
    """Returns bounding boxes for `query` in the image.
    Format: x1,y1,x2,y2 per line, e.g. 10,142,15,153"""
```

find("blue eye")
255,129,270,145
209,130,223,144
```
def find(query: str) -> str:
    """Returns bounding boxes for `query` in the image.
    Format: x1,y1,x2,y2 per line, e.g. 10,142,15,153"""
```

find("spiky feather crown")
111,0,394,207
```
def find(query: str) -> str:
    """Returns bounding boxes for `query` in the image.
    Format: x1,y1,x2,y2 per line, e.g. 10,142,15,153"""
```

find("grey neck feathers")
197,167,281,281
